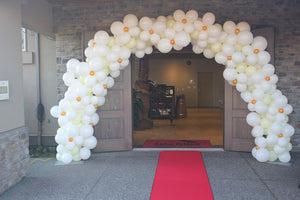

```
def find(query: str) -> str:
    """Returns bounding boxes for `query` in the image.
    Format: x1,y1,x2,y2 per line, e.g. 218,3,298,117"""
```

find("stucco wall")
51,0,300,147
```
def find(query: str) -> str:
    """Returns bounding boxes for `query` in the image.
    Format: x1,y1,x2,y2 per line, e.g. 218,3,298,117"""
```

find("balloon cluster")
51,9,294,163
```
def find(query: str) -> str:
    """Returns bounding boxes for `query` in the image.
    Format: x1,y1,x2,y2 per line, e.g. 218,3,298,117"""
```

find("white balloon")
173,9,185,21
237,73,247,83
246,112,260,126
186,10,198,22
266,134,278,145
203,49,215,59
95,71,107,82
139,17,152,30
252,89,264,100
237,22,251,32
251,126,264,137
278,152,291,163
270,123,283,135
50,106,60,118
157,39,172,53
77,62,90,77
223,68,237,81
74,135,84,146
63,72,75,86
84,136,97,149
258,51,271,65
262,64,275,75
223,21,236,33
89,57,104,71
255,148,269,162
222,44,234,56
274,145,286,155
255,101,267,114
277,137,288,147
94,30,110,44
282,124,295,137
174,31,190,47
215,52,226,64
232,52,245,63
67,59,80,73
62,153,72,164
110,21,124,35
252,36,268,50
255,137,267,148
237,31,253,45
110,70,120,78
80,147,91,160
80,124,94,138
84,104,96,116
202,12,215,25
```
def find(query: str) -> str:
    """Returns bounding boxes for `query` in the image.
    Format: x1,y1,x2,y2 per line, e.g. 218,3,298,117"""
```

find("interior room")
132,47,225,148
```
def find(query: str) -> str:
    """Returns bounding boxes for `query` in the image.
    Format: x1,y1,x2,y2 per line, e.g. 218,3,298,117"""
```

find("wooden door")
197,72,214,107
93,66,132,152
224,27,274,151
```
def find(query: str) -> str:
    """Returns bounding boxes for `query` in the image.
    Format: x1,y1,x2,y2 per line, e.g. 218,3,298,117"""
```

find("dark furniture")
149,85,175,122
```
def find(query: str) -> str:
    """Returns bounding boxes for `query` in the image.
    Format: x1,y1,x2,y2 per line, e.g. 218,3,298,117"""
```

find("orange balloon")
92,42,96,47
170,39,175,45
123,26,129,32
68,137,73,142
61,111,66,116
278,108,284,113
94,104,99,109
253,49,260,54
149,29,154,35
181,19,187,24
89,71,95,76
118,58,123,63
265,76,270,81
232,79,238,85
202,26,207,31
103,84,108,89
227,56,232,60
255,146,260,150
89,123,94,127
234,29,240,35
76,97,81,102
278,133,283,138
251,100,257,104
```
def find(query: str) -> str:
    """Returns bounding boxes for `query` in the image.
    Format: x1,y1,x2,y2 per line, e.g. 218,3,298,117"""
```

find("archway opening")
132,48,224,148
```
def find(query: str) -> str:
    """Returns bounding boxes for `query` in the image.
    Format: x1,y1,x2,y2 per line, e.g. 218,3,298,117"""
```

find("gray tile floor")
1,151,299,200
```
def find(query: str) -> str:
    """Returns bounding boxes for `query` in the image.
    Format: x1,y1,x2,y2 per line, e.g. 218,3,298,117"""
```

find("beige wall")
0,0,25,133
148,55,224,107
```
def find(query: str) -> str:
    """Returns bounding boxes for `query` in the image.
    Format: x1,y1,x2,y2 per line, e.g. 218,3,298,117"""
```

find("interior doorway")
132,50,224,148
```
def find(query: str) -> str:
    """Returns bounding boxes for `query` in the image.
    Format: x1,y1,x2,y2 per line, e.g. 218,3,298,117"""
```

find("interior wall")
148,55,224,107
0,0,25,133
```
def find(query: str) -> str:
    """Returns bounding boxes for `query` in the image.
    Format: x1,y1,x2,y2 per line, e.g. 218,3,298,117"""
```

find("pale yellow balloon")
107,37,116,47
235,62,247,73
210,42,222,53
71,115,82,125
79,76,86,84
234,43,243,52
166,19,175,28
125,38,137,49
268,151,278,162
245,65,257,76
190,30,199,40
262,94,272,105
260,117,271,129
72,154,81,162
71,145,80,155
286,142,292,151
214,23,223,31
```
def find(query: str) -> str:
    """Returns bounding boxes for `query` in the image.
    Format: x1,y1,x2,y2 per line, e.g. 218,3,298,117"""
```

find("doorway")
132,52,224,148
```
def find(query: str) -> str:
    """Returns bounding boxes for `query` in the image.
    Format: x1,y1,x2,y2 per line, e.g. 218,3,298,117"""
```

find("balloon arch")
51,10,295,164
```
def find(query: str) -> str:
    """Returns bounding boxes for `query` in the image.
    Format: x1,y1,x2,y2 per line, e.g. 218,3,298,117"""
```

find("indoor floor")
133,108,223,147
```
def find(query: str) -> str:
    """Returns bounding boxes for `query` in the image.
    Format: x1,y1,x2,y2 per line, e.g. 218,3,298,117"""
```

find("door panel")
224,27,274,152
93,66,132,152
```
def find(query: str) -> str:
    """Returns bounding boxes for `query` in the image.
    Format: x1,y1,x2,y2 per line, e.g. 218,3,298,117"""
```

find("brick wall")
0,127,29,194
52,0,300,147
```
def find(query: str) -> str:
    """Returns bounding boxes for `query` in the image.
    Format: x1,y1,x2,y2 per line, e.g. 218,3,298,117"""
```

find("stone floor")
1,150,299,200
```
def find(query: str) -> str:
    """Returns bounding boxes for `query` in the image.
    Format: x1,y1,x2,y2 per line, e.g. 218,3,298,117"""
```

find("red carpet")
150,151,214,200
142,139,212,148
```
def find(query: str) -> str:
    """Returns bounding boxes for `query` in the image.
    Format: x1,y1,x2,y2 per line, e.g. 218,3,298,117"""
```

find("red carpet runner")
143,140,212,148
150,151,214,200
